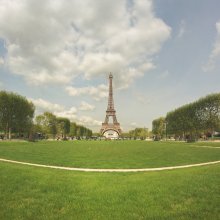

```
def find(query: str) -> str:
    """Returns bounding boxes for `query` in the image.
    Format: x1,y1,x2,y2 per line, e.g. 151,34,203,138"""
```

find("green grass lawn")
0,141,219,219
0,162,219,220
0,141,219,168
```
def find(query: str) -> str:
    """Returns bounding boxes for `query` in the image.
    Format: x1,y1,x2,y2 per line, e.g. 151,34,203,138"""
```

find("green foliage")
35,112,92,139
35,112,57,138
57,117,70,139
74,124,92,138
196,93,220,133
0,91,35,139
92,132,101,137
128,128,149,139
152,93,220,140
69,122,77,136
121,132,130,138
152,117,165,139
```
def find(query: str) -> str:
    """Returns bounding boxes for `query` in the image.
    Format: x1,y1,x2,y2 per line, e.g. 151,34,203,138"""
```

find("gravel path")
0,158,219,173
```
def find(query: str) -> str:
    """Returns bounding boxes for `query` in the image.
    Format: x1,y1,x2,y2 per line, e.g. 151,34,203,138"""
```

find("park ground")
0,141,220,219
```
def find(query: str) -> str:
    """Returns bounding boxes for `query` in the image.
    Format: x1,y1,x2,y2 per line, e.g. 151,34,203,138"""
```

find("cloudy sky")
0,0,220,132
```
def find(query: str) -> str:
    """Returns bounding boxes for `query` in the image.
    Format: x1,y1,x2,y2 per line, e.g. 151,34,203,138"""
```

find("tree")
0,91,35,139
57,117,70,139
139,128,149,140
152,117,165,139
128,128,149,140
196,93,220,135
69,122,77,137
35,112,57,139
74,124,92,139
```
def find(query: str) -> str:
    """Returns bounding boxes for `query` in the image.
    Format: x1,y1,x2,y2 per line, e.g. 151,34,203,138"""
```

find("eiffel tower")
100,73,122,138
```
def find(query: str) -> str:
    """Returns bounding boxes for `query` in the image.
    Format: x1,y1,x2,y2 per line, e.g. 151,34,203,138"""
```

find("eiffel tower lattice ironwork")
100,73,122,136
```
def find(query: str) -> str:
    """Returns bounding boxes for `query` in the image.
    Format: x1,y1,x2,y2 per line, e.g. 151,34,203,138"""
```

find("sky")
0,0,220,132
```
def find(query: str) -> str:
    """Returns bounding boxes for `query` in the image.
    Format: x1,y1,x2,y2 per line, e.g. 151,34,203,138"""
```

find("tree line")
121,128,150,140
152,93,220,141
0,91,92,140
35,112,92,140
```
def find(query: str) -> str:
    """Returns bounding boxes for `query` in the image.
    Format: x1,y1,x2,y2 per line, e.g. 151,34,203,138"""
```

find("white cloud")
203,21,220,72
54,107,77,121
30,98,78,121
30,97,99,127
0,57,4,65
0,0,171,87
77,116,102,127
66,84,108,101
79,101,95,111
29,98,65,113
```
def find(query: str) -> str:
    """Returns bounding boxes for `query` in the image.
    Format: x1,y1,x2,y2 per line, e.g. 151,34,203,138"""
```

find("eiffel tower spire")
100,73,121,138
107,73,114,110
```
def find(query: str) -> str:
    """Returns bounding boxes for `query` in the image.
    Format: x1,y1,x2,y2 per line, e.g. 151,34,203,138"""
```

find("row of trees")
122,128,150,140
35,112,92,139
0,91,92,140
152,93,220,140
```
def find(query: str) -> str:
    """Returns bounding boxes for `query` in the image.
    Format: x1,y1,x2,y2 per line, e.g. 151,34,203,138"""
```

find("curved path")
0,158,220,173
189,144,220,149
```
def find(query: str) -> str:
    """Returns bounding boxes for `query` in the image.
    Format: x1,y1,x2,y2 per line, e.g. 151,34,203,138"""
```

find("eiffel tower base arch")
100,123,122,139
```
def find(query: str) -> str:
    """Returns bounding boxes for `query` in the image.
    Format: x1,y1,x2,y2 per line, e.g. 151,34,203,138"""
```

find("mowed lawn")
0,162,219,220
0,141,220,219
0,141,219,168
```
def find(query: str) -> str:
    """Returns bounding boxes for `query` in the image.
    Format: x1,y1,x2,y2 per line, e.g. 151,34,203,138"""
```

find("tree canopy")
35,112,57,138
152,117,165,139
0,91,35,139
127,128,149,140
35,112,92,139
0,91,93,140
152,93,220,140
